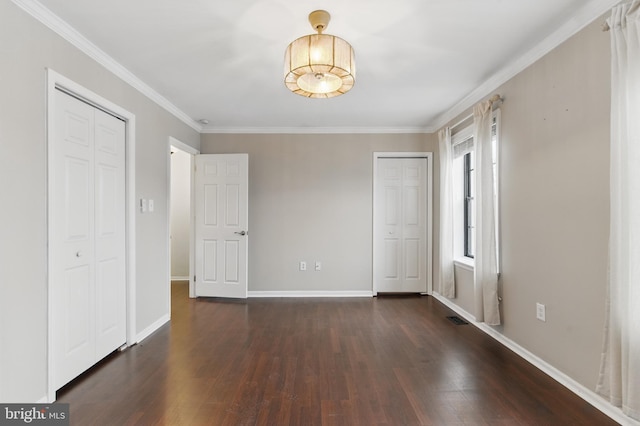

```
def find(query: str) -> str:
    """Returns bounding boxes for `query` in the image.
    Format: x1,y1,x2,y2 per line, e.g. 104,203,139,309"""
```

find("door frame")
372,152,433,295
167,137,199,299
46,69,137,402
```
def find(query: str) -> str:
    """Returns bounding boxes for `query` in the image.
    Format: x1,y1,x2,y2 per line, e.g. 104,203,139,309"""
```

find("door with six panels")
194,154,248,298
51,89,126,390
374,157,428,293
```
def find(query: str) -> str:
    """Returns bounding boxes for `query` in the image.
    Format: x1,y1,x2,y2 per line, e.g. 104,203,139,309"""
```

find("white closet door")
52,90,126,389
374,158,428,293
93,107,126,361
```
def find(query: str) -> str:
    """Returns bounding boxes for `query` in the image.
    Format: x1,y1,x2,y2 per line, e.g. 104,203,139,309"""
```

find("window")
451,124,474,262
452,111,500,267
463,151,475,258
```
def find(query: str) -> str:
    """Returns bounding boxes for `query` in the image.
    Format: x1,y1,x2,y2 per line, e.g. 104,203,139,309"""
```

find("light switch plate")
536,303,546,322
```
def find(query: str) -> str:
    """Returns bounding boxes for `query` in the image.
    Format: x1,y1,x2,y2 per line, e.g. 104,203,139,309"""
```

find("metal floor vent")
446,316,469,325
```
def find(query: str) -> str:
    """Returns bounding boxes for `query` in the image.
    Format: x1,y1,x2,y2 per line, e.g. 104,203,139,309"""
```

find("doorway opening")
168,138,199,299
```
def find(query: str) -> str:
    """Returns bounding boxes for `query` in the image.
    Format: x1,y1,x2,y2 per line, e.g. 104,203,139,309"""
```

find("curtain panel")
439,128,455,298
597,1,640,421
473,100,500,326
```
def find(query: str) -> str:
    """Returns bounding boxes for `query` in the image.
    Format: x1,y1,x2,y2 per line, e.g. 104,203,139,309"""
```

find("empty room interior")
1,0,639,424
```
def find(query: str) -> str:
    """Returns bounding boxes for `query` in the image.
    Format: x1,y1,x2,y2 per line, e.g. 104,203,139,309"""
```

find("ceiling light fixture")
284,10,356,98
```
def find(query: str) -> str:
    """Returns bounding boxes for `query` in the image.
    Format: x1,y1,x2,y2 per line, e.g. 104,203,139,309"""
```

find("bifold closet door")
51,89,126,390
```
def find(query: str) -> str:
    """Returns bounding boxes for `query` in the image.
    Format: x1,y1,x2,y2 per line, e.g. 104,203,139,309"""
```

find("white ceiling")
31,0,614,133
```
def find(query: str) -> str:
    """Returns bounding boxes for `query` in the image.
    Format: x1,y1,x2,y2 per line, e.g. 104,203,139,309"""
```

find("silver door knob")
76,251,83,257
234,230,246,236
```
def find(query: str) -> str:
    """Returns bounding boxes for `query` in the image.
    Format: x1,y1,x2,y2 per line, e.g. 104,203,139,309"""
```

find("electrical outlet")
315,261,322,271
536,303,546,322
299,261,307,271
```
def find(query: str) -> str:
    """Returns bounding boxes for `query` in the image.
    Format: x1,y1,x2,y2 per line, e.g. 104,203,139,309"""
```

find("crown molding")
12,0,202,133
200,126,435,135
431,0,618,131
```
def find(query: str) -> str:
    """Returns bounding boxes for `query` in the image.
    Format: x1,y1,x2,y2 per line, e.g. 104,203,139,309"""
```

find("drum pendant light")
284,10,356,98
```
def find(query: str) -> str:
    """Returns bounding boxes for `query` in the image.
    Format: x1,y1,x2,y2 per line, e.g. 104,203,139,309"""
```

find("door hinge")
193,275,196,282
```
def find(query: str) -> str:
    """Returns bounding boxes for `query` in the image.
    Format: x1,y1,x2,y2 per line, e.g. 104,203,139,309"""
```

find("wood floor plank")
56,282,619,425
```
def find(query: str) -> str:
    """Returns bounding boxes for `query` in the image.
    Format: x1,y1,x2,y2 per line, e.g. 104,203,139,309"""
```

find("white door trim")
372,152,433,295
168,137,199,299
46,69,136,402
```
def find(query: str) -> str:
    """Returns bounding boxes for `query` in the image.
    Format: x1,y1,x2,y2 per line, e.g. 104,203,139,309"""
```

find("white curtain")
597,1,640,421
473,100,500,325
439,127,455,298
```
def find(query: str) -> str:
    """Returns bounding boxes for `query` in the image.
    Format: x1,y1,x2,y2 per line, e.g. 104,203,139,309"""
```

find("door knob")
234,230,247,236
76,251,83,257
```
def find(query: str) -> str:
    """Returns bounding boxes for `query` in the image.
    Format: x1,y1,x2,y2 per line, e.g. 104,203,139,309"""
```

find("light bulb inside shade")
297,72,343,94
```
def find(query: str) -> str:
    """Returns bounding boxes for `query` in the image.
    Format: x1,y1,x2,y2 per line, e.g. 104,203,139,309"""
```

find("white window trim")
454,257,475,271
451,108,501,272
452,124,473,146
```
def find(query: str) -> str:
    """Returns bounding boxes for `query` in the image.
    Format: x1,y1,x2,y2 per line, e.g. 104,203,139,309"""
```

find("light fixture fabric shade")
284,34,355,98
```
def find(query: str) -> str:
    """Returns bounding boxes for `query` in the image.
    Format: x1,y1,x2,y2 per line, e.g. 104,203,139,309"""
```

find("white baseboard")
135,314,170,344
37,395,49,403
171,276,189,281
431,292,638,426
248,290,374,298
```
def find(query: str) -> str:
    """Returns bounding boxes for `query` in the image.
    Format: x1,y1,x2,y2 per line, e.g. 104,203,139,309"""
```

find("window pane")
463,152,474,259
468,196,475,257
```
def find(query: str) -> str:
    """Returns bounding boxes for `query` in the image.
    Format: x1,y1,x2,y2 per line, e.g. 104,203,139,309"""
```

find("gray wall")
439,16,610,389
200,133,437,293
0,1,200,402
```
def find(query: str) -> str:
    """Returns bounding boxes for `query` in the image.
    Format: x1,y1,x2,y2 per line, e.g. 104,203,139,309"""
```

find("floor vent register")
446,316,469,325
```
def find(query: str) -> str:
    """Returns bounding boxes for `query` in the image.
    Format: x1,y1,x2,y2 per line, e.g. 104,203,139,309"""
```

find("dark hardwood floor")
57,282,618,425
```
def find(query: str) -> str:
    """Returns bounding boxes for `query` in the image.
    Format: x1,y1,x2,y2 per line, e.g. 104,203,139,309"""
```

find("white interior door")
374,157,428,293
52,89,126,389
93,104,126,360
194,154,248,298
